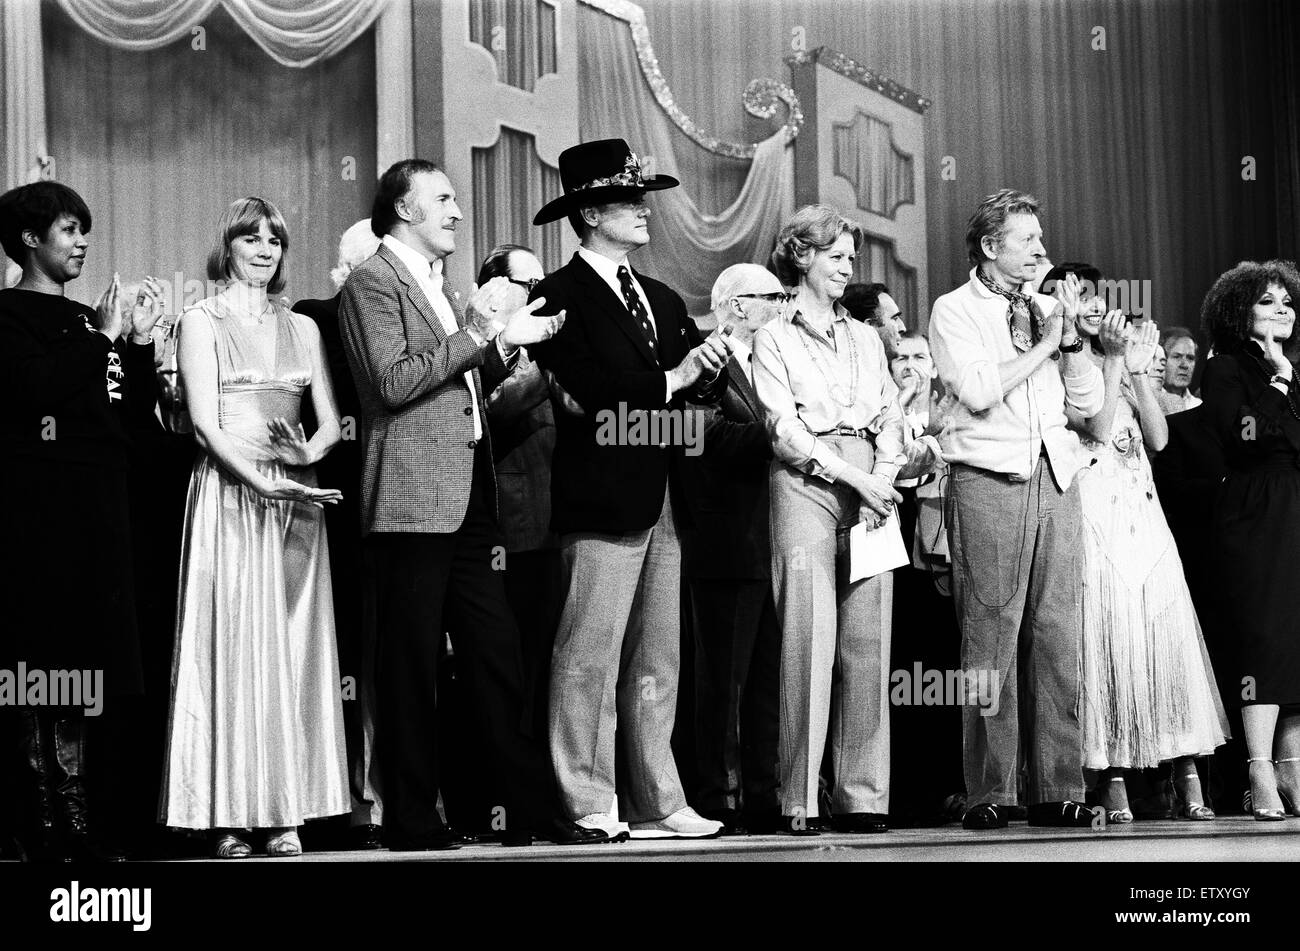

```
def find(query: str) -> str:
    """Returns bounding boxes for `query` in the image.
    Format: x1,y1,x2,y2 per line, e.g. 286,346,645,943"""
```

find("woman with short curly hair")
753,205,915,834
1199,259,1300,819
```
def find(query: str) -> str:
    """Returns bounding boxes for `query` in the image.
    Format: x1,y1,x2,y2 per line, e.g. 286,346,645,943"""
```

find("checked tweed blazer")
339,242,511,536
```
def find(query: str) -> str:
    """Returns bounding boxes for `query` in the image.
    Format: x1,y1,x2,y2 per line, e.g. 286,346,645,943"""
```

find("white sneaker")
575,813,630,842
629,806,724,840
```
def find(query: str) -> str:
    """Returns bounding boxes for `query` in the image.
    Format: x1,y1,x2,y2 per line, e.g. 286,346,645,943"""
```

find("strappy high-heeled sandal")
1102,776,1133,824
1274,757,1300,817
212,831,252,859
266,828,302,857
1171,765,1215,821
1246,757,1286,821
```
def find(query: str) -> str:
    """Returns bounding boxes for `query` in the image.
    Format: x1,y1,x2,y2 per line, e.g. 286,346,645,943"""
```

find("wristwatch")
1058,335,1085,353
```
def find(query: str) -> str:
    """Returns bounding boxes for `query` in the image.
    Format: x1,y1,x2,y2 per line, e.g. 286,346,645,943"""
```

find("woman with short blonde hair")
753,205,910,834
161,197,349,857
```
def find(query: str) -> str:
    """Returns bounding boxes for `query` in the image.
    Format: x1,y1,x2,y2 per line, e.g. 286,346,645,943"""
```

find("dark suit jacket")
486,349,557,553
292,294,361,490
529,252,724,536
1150,403,1225,618
339,242,511,535
1151,404,1225,541
681,353,772,580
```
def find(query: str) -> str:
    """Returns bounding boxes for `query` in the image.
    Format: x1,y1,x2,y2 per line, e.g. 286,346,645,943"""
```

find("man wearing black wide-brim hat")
529,138,732,840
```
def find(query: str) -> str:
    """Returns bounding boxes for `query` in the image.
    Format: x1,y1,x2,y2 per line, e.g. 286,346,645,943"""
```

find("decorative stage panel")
421,0,578,294
788,47,931,332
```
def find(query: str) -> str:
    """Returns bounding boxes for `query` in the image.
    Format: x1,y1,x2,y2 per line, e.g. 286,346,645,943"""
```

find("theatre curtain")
55,0,388,68
39,1,377,304
634,0,1286,333
578,1,795,316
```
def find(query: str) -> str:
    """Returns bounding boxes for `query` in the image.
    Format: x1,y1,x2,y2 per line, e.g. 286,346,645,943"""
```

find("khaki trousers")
769,436,892,818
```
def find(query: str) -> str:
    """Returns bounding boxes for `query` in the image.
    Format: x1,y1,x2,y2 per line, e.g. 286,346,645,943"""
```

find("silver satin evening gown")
160,298,348,829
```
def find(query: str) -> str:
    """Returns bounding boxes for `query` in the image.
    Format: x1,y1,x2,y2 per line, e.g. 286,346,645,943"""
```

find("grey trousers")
946,456,1085,806
770,436,892,818
548,489,687,823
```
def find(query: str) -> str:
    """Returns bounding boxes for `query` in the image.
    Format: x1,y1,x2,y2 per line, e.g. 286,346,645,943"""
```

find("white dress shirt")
382,234,483,440
929,267,1104,488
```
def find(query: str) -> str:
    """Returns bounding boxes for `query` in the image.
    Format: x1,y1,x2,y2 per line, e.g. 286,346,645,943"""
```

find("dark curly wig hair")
1200,260,1300,356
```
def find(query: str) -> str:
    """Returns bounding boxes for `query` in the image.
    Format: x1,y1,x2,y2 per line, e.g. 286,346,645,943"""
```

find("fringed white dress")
1077,384,1229,769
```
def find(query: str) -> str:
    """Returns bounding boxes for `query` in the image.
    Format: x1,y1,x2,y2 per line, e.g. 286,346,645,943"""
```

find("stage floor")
169,816,1300,862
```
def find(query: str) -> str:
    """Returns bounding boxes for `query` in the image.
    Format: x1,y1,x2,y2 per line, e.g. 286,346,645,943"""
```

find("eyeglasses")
737,292,791,304
509,278,541,292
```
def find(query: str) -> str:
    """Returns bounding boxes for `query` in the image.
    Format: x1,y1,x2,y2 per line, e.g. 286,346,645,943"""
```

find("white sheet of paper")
848,507,910,582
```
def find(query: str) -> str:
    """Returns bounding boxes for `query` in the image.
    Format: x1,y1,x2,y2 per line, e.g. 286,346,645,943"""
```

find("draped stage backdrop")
2,0,1297,323
629,0,1297,329
18,1,378,304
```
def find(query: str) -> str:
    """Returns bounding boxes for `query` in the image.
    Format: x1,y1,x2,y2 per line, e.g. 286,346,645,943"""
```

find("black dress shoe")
831,812,889,833
384,829,462,852
61,825,127,863
742,810,783,835
544,819,610,845
780,815,821,836
1027,800,1096,828
697,808,747,836
348,824,383,851
961,802,1008,830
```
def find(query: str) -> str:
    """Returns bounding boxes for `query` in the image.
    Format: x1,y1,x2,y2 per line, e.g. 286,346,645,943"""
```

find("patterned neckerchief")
976,269,1037,352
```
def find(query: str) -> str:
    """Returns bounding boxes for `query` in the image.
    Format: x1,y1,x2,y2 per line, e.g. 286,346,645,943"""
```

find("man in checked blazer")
339,159,605,849
529,139,733,840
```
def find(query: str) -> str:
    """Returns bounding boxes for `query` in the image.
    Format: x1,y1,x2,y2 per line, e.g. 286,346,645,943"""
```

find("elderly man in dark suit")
529,139,733,840
339,159,603,849
681,263,788,835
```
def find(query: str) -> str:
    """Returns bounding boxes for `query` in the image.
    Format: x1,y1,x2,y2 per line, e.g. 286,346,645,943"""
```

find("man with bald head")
681,263,788,834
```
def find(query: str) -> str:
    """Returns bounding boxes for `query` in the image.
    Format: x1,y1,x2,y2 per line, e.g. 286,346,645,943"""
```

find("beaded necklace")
794,308,859,407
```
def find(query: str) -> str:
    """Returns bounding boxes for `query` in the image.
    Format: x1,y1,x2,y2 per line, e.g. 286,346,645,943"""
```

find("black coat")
680,355,772,580
529,252,724,536
0,289,156,695
291,294,361,496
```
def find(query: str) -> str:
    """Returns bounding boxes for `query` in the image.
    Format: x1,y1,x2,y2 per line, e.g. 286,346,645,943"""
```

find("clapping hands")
467,277,566,349
1096,312,1160,375
267,417,313,467
1123,319,1160,375
92,273,123,341
260,478,342,507
466,277,525,339
123,276,165,343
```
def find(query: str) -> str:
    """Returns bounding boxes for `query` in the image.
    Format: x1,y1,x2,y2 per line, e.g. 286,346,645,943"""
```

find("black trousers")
688,577,781,817
366,446,552,843
890,487,964,820
504,548,565,736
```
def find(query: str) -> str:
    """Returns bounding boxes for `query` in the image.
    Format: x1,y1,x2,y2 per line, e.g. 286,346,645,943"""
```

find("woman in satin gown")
159,197,348,857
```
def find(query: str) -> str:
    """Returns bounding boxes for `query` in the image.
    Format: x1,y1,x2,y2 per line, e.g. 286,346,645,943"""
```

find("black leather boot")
15,710,62,862
52,716,126,862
